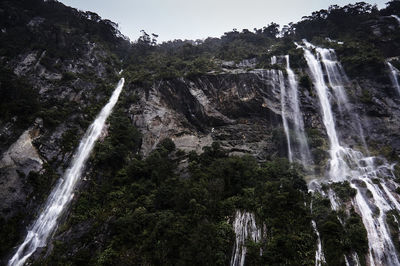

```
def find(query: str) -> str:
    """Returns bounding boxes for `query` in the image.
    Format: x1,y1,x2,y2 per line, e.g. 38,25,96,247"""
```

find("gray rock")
0,126,43,219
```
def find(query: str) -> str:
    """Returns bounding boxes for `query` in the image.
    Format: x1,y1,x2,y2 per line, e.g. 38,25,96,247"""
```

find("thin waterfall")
8,78,125,266
277,68,293,162
387,61,400,95
270,57,293,162
273,55,312,165
312,220,326,266
285,55,313,166
392,15,400,25
230,211,262,266
300,41,400,265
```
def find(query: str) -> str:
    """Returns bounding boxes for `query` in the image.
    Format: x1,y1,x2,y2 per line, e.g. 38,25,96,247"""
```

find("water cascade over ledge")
300,40,400,265
230,211,262,266
8,78,125,266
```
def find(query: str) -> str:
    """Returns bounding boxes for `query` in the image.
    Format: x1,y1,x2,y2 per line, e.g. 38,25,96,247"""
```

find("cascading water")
301,42,347,181
317,45,369,152
315,47,350,113
392,15,400,25
312,220,326,266
272,55,313,166
8,78,125,266
300,41,400,265
285,55,313,167
271,57,292,161
230,211,262,266
387,61,400,95
276,67,293,162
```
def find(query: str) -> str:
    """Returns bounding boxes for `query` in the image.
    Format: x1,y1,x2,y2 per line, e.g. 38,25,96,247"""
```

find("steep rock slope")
0,0,126,260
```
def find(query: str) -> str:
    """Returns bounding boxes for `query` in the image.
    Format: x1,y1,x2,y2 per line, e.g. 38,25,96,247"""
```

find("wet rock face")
130,71,283,159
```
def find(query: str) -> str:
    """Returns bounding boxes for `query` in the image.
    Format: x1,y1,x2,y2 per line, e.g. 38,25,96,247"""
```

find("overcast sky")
59,0,388,42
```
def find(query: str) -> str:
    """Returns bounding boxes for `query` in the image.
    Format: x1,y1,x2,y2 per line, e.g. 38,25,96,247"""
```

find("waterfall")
317,46,368,152
272,55,313,166
285,55,313,166
270,56,292,162
301,42,346,181
316,47,350,113
387,61,400,95
276,68,293,162
230,211,262,266
300,41,400,265
8,78,125,266
312,220,326,266
392,15,400,25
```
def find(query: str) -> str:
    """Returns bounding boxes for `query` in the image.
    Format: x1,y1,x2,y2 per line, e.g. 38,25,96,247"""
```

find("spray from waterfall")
300,41,400,265
8,78,125,266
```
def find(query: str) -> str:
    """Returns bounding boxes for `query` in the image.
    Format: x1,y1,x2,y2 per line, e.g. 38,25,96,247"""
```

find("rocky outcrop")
129,71,284,159
0,119,43,219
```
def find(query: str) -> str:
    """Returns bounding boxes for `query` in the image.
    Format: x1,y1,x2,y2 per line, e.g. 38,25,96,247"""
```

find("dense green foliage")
0,0,128,59
28,104,317,265
120,1,400,84
0,67,40,129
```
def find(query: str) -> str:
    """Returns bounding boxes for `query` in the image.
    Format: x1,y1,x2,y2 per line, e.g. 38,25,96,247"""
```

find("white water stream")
392,15,400,25
312,220,326,266
300,41,400,265
387,61,400,95
285,55,313,166
230,211,262,266
278,68,293,162
8,78,125,266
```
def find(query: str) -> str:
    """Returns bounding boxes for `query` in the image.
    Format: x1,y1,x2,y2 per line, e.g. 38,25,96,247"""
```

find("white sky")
59,0,388,42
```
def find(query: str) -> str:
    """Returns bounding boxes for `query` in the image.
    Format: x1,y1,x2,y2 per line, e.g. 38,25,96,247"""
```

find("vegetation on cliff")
31,104,318,265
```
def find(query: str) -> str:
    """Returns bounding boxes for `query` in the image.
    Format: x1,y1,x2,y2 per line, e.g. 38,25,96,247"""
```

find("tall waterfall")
272,55,313,166
387,61,400,95
316,44,368,152
301,41,400,265
271,56,292,161
230,211,262,266
301,42,345,180
277,67,293,162
8,78,125,266
285,55,313,166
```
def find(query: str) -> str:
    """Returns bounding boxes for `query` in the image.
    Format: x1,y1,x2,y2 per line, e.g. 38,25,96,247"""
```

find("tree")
262,22,280,38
